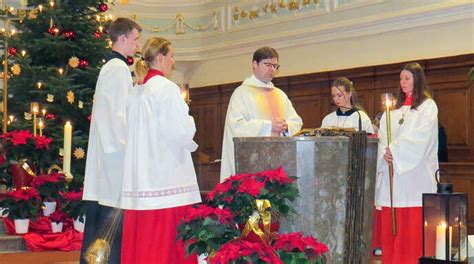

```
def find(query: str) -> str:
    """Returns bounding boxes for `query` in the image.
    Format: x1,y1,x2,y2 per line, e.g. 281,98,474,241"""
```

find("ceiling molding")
172,2,472,61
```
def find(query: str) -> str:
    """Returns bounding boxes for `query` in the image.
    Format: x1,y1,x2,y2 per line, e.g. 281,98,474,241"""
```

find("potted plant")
210,240,283,264
272,232,329,264
0,130,55,188
0,187,42,234
50,210,67,233
206,167,299,225
31,173,66,216
177,204,240,259
61,189,85,232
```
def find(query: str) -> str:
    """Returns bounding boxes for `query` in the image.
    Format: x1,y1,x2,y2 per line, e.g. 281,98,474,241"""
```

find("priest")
220,46,303,181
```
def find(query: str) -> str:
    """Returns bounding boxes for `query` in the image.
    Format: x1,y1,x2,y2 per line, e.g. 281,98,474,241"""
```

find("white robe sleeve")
226,90,273,137
158,82,198,152
361,111,374,133
284,94,303,135
390,100,438,175
94,64,130,153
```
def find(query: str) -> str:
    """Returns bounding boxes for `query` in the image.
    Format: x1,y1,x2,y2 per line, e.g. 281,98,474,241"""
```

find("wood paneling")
190,54,474,162
439,162,474,234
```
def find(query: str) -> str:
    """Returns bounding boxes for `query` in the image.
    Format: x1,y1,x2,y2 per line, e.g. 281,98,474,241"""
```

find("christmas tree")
0,0,115,188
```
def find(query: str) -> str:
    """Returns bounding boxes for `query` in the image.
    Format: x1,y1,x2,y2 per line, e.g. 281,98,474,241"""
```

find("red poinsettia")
50,210,67,223
178,205,240,256
273,232,329,262
34,136,53,149
60,189,85,220
0,130,56,172
183,204,234,224
31,173,66,201
0,187,42,220
210,240,282,264
206,167,299,224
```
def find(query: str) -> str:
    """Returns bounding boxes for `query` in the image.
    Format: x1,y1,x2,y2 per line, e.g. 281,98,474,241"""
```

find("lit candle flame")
37,82,42,89
9,115,14,122
49,1,55,8
10,29,16,35
42,109,46,116
38,4,43,12
21,50,26,57
32,106,39,114
58,68,64,75
98,26,103,33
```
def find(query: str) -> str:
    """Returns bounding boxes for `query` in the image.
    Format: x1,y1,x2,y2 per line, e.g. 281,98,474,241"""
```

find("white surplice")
120,75,201,210
83,58,131,207
375,99,438,208
220,75,303,182
321,110,374,133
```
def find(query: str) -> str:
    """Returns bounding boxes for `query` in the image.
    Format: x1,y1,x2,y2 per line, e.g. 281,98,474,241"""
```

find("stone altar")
234,136,378,263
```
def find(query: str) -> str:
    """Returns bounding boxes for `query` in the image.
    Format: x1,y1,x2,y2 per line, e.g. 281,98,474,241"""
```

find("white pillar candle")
436,221,453,260
63,121,72,177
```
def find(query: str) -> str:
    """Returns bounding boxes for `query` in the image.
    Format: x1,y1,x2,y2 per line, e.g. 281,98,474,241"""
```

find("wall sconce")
180,83,191,104
419,170,469,263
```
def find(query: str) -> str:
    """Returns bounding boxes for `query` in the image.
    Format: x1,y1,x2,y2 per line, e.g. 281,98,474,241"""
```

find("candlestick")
63,121,72,178
38,118,44,137
30,102,39,137
435,221,452,260
382,93,396,236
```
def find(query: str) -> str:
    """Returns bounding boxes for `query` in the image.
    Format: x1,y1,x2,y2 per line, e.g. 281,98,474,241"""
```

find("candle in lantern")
435,221,452,260
63,121,72,177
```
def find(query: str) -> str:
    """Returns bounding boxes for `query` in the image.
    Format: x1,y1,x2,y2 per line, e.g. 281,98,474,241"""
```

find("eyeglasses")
261,62,280,70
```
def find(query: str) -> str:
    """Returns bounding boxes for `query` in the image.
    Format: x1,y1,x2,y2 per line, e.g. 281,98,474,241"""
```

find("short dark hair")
394,62,432,110
108,18,142,43
252,46,279,63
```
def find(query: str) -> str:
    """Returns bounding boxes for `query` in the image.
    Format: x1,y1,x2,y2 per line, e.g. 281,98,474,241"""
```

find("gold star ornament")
73,147,85,159
66,90,75,104
68,56,80,68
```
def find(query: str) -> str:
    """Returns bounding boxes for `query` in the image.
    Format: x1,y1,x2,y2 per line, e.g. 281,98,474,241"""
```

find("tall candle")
63,121,72,177
436,221,453,260
38,118,44,137
32,106,39,137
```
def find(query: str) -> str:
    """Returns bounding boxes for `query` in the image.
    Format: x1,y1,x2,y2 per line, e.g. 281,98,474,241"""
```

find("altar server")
220,46,303,181
120,37,201,264
81,18,141,264
375,62,438,263
321,77,373,133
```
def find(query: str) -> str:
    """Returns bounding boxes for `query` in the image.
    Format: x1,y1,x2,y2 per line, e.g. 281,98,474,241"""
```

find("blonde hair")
135,37,171,84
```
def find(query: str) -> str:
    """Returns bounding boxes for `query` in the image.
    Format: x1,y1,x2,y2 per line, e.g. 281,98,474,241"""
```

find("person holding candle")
374,62,438,263
81,18,141,264
320,77,374,133
119,37,201,263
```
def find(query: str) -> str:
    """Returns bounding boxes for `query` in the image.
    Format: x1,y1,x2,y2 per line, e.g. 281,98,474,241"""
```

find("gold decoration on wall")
232,0,321,23
144,11,219,35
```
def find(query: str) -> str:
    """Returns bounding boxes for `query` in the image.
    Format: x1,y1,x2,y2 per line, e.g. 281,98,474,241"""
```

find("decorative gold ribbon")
241,199,273,244
19,159,36,177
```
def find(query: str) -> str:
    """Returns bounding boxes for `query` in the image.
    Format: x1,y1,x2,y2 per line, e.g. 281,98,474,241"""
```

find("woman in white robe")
321,77,374,133
120,37,200,264
374,62,438,264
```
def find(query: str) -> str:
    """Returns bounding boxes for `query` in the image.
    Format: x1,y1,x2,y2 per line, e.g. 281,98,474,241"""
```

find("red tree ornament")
8,47,17,56
46,113,56,120
93,31,101,38
62,30,76,40
79,58,89,69
48,26,60,36
98,3,108,12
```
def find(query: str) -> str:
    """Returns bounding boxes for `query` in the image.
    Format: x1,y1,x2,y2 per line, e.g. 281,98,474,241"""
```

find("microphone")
331,104,363,132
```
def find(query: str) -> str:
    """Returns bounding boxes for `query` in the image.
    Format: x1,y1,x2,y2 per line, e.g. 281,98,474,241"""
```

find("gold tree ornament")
66,90,75,104
24,112,32,120
78,101,83,109
73,147,85,160
28,8,38,19
11,64,21,75
68,56,80,68
47,94,54,102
